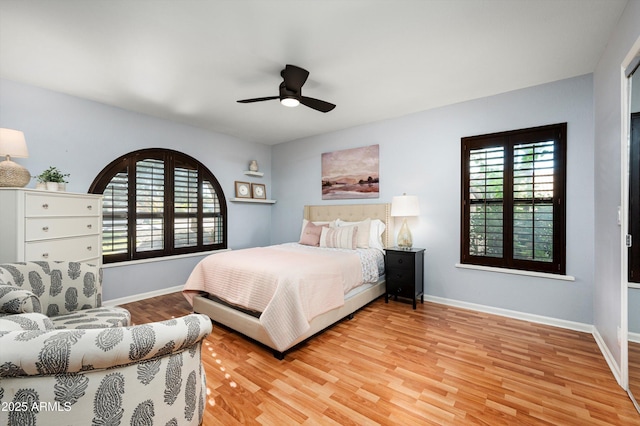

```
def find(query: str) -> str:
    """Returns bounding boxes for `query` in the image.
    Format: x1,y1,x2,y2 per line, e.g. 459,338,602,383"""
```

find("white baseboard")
423,295,593,333
592,327,623,387
103,285,184,307
630,331,640,344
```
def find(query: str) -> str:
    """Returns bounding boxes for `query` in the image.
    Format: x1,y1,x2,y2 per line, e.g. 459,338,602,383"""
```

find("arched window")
89,148,226,264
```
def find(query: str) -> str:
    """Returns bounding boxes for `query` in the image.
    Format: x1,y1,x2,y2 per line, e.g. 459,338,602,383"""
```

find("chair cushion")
0,284,42,315
50,306,131,329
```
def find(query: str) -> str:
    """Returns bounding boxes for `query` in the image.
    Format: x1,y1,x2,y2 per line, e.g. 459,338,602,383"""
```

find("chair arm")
0,284,42,315
0,312,54,331
0,314,212,378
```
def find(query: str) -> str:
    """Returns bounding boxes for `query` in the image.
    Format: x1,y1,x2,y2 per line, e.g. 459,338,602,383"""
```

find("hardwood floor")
121,293,639,425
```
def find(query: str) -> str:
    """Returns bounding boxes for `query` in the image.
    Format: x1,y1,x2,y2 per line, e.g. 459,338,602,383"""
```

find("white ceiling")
0,0,628,145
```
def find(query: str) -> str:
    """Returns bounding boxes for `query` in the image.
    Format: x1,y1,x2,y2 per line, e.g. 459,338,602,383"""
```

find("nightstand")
384,247,425,309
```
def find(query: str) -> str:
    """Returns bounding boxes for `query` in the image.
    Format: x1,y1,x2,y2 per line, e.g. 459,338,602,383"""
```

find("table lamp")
391,193,420,249
0,128,30,187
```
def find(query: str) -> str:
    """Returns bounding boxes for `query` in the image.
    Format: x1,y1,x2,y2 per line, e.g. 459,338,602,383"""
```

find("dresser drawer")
25,217,100,241
25,193,100,217
25,235,101,262
386,251,415,269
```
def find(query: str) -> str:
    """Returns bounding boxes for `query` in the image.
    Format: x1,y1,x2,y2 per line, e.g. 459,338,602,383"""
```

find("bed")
183,203,392,359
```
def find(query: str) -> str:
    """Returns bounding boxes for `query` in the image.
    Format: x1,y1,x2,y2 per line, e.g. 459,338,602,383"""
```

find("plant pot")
35,182,46,190
46,182,59,191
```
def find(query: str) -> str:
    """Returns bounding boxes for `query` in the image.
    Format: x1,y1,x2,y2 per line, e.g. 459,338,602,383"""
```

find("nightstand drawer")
386,268,414,286
386,251,414,269
386,274,415,298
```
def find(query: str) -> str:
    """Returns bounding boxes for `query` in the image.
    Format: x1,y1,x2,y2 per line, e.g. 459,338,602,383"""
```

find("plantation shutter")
468,146,504,258
512,140,555,263
202,180,224,245
135,158,165,253
102,170,128,257
174,163,199,248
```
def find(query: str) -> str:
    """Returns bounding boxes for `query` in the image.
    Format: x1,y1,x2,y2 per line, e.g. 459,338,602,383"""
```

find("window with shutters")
461,123,566,274
89,148,226,263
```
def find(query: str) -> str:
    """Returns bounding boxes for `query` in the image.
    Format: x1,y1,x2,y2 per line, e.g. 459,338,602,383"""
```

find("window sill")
102,249,230,268
455,263,575,281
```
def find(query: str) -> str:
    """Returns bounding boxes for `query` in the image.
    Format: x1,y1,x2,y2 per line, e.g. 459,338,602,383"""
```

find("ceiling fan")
237,64,336,113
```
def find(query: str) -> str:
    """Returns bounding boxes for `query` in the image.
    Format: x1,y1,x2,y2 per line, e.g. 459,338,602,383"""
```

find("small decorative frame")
251,183,266,199
235,181,252,198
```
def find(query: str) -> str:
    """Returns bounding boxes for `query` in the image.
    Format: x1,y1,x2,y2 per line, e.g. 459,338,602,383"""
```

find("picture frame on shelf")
251,183,266,199
235,181,251,198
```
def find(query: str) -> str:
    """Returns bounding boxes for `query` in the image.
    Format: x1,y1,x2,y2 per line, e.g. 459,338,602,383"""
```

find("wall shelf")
244,171,264,177
230,198,276,204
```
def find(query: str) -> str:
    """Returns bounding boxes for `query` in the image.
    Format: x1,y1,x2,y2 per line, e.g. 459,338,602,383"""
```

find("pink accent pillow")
299,222,327,246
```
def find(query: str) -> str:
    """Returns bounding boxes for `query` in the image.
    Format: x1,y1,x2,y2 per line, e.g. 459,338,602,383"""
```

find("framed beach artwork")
322,144,379,200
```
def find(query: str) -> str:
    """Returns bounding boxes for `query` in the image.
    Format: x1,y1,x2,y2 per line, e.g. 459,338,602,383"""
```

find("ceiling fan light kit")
281,97,300,107
238,64,335,113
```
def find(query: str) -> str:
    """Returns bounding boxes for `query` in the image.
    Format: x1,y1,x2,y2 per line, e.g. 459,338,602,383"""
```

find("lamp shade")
391,194,420,217
0,128,29,158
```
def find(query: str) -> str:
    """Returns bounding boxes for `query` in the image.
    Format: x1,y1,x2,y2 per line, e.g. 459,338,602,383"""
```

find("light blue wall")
593,0,640,377
0,78,272,300
272,74,595,324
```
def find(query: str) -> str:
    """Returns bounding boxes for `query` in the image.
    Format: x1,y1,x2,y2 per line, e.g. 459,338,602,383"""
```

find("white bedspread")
182,244,363,351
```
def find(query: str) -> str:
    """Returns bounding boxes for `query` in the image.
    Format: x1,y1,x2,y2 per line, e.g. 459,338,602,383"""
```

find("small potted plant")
36,166,69,191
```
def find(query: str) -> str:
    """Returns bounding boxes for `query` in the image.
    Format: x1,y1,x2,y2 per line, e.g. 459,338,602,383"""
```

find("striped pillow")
319,226,358,250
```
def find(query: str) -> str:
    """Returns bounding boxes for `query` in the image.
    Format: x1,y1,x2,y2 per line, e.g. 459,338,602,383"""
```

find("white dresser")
0,188,103,265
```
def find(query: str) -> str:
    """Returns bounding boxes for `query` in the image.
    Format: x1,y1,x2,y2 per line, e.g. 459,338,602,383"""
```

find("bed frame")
192,203,392,359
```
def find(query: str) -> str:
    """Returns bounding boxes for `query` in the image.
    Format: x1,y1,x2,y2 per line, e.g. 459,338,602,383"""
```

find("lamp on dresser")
391,193,420,249
0,128,30,187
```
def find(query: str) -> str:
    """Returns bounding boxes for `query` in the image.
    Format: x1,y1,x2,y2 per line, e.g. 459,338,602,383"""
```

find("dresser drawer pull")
42,203,49,209
87,246,92,251
87,224,92,229
42,253,49,259
87,205,93,210
42,226,49,232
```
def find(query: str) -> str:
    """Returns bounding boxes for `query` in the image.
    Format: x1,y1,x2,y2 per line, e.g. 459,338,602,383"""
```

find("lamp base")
0,159,31,187
396,218,413,249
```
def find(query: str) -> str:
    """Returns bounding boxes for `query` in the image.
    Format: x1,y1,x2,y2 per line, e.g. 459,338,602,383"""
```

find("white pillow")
319,226,358,250
336,218,386,250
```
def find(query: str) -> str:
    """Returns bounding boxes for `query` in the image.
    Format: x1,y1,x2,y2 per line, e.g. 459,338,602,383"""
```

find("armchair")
0,313,212,425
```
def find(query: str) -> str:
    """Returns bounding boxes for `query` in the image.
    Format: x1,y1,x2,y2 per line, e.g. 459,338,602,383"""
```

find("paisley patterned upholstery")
0,261,130,327
0,314,212,425
0,262,211,425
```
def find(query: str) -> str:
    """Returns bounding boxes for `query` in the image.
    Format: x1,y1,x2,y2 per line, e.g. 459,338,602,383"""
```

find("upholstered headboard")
303,203,393,248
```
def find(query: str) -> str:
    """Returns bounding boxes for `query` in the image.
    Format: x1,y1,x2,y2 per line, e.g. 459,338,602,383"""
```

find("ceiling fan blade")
282,64,309,91
300,96,336,113
237,96,279,103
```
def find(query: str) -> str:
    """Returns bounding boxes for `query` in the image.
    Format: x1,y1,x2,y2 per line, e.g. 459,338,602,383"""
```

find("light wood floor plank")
121,292,639,425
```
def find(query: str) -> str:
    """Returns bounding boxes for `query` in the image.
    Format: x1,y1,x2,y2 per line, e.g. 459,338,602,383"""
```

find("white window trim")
455,263,575,281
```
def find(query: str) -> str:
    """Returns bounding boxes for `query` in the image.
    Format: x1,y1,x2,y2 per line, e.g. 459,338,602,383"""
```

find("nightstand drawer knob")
398,259,404,264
